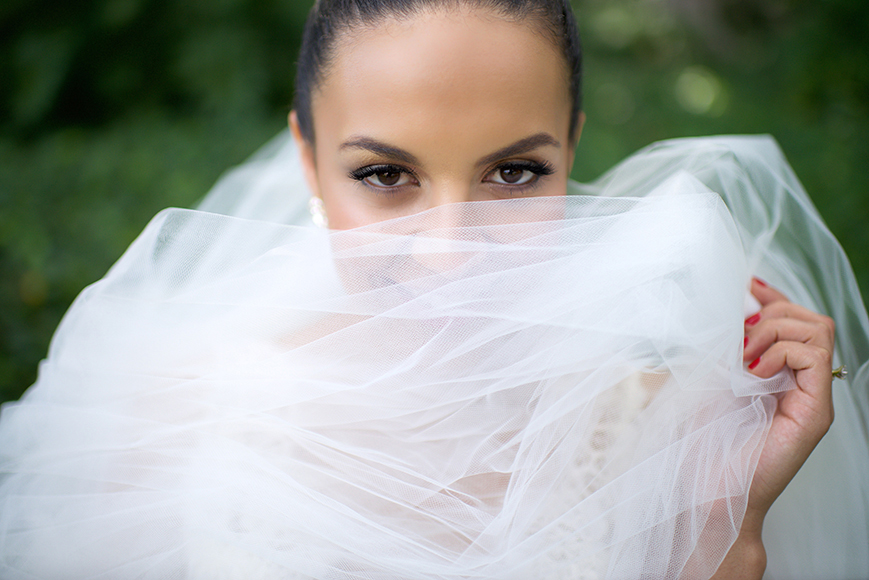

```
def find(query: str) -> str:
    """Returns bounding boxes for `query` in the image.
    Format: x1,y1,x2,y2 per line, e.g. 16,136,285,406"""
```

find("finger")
745,300,836,338
744,317,835,361
746,341,834,441
747,340,833,399
750,277,790,306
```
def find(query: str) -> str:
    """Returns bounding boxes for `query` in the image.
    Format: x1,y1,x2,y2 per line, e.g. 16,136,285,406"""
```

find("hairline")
295,0,582,146
309,5,569,109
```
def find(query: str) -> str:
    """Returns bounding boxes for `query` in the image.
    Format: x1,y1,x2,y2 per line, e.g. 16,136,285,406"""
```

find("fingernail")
745,313,761,326
748,357,761,370
754,277,768,288
744,336,749,348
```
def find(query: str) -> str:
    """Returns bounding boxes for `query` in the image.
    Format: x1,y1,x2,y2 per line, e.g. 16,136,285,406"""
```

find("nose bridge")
431,177,473,207
425,178,474,229
404,178,478,277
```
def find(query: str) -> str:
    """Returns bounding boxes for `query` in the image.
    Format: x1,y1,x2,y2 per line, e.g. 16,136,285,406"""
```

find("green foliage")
1,0,867,403
570,0,869,322
0,0,311,402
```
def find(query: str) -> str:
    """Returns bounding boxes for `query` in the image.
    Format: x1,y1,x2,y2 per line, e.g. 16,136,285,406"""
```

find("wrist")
740,505,767,543
709,507,767,580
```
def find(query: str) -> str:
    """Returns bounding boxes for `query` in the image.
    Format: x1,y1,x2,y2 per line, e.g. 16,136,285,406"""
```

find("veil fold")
1,132,867,579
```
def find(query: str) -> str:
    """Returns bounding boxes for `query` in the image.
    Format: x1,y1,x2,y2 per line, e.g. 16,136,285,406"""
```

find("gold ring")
832,365,848,380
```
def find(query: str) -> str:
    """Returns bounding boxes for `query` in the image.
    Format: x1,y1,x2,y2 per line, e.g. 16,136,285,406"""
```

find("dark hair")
293,0,583,144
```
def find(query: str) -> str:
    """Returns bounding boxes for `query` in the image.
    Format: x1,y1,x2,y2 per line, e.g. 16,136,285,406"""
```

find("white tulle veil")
0,132,867,579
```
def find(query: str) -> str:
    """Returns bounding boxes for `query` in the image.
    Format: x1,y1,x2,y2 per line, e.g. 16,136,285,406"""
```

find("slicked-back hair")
293,0,582,145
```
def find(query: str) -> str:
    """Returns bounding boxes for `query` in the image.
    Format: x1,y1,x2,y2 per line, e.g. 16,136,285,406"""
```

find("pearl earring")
308,196,328,228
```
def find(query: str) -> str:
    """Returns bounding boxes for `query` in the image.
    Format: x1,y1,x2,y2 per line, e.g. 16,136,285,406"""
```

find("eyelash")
348,164,416,189
348,160,556,193
486,161,556,187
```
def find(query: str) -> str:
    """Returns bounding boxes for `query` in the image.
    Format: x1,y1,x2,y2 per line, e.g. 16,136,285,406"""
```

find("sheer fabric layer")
0,134,867,580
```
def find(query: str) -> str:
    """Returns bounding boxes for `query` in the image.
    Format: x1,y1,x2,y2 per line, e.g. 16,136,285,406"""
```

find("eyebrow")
338,132,561,167
340,137,420,165
476,133,561,168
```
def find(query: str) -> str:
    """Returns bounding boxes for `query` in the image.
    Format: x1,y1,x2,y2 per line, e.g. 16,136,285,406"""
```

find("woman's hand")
743,277,835,517
713,277,835,579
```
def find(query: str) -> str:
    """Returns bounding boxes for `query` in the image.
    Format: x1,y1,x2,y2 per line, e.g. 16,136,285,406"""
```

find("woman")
1,1,867,578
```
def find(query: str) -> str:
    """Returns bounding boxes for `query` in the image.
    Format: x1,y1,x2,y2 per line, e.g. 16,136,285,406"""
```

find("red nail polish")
748,357,761,370
754,277,768,288
744,336,749,348
745,313,761,326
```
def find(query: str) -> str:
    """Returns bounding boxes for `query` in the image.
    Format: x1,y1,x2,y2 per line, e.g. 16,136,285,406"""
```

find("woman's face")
291,7,582,230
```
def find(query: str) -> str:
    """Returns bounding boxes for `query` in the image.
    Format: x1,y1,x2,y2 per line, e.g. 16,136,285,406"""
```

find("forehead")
310,8,572,154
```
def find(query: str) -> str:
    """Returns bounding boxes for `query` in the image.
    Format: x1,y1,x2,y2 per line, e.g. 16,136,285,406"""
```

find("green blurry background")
1,0,867,404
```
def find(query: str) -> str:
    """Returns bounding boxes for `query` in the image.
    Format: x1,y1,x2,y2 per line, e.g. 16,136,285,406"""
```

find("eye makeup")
348,164,419,191
483,159,557,195
486,160,555,182
349,159,556,192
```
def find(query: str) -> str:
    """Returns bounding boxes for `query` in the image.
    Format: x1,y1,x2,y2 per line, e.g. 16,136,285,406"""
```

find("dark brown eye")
499,167,527,184
484,161,554,188
376,171,401,186
350,164,416,190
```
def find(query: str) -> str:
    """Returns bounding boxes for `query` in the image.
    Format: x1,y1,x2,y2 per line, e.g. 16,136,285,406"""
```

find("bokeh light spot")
591,6,641,50
675,66,728,116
